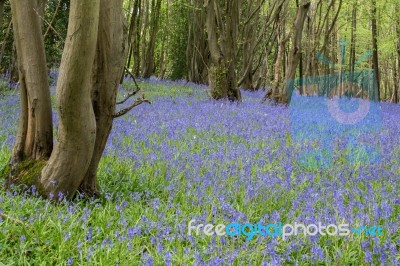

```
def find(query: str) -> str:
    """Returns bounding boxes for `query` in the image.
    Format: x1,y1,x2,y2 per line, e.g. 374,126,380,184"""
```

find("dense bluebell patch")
0,78,399,265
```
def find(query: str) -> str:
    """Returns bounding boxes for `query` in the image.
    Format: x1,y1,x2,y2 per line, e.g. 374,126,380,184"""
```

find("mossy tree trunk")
5,0,130,200
205,0,241,101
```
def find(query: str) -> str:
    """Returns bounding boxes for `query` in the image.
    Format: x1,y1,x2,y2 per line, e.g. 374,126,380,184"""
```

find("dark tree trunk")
142,0,161,78
371,0,380,100
0,0,5,26
205,0,241,101
396,8,400,103
187,0,209,84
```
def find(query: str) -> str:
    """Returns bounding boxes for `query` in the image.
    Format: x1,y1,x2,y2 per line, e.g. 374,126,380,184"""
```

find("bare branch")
33,8,64,43
116,89,140,105
113,98,151,118
124,66,142,92
44,0,62,40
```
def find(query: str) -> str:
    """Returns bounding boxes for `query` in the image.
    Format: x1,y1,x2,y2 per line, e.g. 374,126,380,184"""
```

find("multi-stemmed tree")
4,0,131,199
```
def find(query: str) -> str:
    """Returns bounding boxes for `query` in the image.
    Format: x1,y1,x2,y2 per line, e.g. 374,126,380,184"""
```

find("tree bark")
396,7,400,103
126,0,140,71
40,0,99,198
205,0,241,101
187,0,209,84
142,0,161,78
268,0,310,103
0,0,5,26
349,1,357,75
79,0,127,196
9,0,53,164
371,0,380,100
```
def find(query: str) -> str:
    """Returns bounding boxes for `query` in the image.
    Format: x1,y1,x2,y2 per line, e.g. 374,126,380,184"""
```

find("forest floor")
0,77,399,265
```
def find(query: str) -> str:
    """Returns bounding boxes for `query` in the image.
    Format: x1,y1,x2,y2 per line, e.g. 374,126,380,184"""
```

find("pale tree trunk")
40,0,100,198
272,34,288,97
9,0,53,165
35,0,47,28
205,0,241,101
79,0,127,196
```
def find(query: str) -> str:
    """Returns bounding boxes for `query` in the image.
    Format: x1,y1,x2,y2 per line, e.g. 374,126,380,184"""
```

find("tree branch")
44,0,62,40
124,66,141,91
116,90,140,105
113,98,151,118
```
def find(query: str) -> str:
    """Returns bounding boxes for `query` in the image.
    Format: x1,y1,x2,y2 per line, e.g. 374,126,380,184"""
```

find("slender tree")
187,0,209,84
0,0,5,26
371,0,380,100
142,0,162,78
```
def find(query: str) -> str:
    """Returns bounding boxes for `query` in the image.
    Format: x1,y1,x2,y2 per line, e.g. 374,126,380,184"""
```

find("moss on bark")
2,160,46,193
209,65,228,100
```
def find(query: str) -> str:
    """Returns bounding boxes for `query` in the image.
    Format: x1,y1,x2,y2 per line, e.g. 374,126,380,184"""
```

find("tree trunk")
349,1,357,75
140,0,149,76
133,0,142,76
9,0,53,165
271,0,310,103
239,0,264,91
126,0,140,70
205,0,241,101
187,0,209,84
40,0,100,198
79,0,127,196
396,8,400,103
0,0,5,26
142,0,161,78
371,0,380,100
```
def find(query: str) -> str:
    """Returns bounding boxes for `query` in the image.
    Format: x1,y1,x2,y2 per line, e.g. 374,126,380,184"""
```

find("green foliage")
43,0,70,66
167,0,189,80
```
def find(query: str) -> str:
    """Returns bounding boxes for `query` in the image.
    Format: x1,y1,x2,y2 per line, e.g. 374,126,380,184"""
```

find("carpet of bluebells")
0,74,399,265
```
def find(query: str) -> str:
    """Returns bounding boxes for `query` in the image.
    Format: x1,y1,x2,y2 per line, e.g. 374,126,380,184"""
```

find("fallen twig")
0,212,29,227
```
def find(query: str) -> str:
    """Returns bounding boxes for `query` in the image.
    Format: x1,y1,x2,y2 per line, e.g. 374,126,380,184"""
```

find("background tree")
205,0,241,101
371,0,380,100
